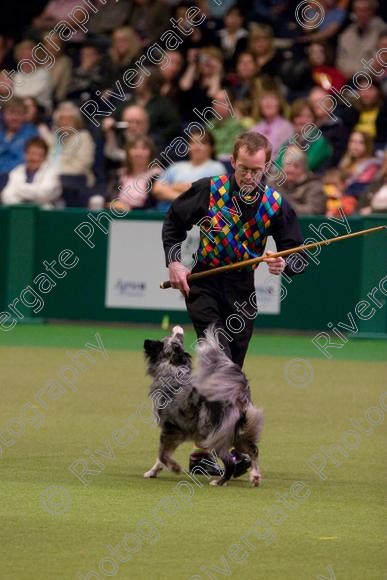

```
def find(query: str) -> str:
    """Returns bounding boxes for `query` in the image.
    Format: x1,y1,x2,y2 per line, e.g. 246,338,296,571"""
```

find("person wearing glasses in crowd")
162,131,306,477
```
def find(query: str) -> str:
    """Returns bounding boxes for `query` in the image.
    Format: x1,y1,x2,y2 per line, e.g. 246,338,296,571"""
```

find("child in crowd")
322,168,354,217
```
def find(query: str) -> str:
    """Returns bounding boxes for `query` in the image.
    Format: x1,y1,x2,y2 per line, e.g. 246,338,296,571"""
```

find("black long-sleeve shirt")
162,175,306,277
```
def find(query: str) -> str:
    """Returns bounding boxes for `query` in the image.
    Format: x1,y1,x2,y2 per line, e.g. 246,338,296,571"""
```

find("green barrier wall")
0,206,386,336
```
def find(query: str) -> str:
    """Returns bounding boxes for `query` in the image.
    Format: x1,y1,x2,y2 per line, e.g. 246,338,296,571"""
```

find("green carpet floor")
0,324,386,579
0,322,386,360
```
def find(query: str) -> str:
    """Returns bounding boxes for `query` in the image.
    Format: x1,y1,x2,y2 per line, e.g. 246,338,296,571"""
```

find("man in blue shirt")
0,97,38,185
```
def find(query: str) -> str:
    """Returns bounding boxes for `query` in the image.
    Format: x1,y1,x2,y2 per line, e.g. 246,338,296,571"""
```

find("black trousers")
185,269,257,368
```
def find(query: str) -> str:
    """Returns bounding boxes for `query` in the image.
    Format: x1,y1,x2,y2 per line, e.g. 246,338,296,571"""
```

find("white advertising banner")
105,220,281,314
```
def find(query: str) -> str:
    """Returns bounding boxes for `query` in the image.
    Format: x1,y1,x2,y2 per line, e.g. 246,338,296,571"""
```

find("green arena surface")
0,324,386,580
1,322,386,361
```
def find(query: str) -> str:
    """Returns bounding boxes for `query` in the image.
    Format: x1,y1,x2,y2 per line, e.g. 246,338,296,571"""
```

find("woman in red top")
307,41,346,92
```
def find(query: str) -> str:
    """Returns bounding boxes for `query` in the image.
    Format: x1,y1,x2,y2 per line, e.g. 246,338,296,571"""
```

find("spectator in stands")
191,0,222,46
1,137,61,208
248,24,282,82
0,97,38,182
364,181,387,213
32,0,86,43
103,105,150,165
309,86,352,166
354,79,382,138
159,50,185,110
252,91,293,157
0,69,13,103
339,130,381,199
321,167,363,217
153,130,226,210
115,136,161,211
307,41,346,91
216,6,248,71
169,2,212,51
375,99,387,152
247,0,295,38
0,34,15,70
42,32,72,104
105,27,141,89
205,0,235,18
275,99,333,172
202,0,235,18
50,101,95,187
210,90,245,161
233,99,256,130
278,146,326,215
127,0,172,48
88,0,131,35
133,68,181,150
359,151,387,213
67,42,107,104
323,169,347,217
280,51,312,100
13,40,52,111
226,51,259,101
179,47,224,123
336,0,386,78
297,0,347,44
23,97,51,145
376,30,387,97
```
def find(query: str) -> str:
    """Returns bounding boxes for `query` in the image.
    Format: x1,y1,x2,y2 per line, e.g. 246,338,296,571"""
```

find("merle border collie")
143,325,263,487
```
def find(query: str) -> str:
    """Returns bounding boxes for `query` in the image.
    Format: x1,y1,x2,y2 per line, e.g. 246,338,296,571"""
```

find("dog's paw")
170,464,182,474
210,479,227,486
250,473,262,487
144,470,157,478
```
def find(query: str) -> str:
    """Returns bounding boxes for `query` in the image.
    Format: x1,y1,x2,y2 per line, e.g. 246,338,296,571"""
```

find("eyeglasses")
236,164,264,180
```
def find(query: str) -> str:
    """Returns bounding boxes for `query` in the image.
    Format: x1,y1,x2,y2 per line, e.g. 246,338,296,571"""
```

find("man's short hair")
233,132,272,163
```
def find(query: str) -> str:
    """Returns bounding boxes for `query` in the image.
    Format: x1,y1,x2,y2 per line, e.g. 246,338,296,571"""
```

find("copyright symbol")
168,243,198,272
41,485,71,515
295,0,325,30
284,358,314,388
54,126,81,156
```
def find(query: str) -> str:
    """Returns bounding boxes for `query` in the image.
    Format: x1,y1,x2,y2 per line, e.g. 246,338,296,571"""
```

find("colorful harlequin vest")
197,175,282,270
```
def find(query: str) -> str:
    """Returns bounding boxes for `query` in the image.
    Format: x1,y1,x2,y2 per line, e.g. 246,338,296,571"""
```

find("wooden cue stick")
160,224,386,289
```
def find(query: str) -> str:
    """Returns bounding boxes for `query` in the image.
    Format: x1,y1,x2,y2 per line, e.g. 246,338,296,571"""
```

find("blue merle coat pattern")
144,325,263,486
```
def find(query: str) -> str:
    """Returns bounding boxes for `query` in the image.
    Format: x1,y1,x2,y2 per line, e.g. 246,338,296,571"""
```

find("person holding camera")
102,105,150,165
179,46,225,124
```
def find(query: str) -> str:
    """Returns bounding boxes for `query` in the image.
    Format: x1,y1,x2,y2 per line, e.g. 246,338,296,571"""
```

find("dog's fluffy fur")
143,325,263,486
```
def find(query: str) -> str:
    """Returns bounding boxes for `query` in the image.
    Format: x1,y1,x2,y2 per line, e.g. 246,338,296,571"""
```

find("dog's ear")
144,339,163,360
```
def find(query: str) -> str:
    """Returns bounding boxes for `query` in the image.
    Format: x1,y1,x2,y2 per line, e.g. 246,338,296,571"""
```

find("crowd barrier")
0,206,386,337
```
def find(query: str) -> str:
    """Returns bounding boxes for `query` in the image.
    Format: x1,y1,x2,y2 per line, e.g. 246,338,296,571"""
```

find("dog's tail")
201,404,264,453
201,405,242,453
242,404,264,442
194,324,226,363
194,325,248,405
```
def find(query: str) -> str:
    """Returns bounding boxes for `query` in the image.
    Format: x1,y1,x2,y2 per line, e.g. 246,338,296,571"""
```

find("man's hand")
263,251,286,275
168,261,191,297
102,118,116,132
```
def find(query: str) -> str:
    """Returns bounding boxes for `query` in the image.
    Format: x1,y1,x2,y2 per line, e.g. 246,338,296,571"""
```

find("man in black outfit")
162,131,306,476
